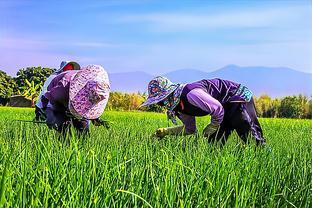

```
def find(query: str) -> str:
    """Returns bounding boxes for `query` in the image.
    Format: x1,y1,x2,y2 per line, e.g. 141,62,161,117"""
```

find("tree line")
0,67,55,105
254,95,312,119
107,92,312,119
0,67,311,119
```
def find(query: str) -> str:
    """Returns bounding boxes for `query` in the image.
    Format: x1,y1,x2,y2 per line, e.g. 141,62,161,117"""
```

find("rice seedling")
0,107,311,207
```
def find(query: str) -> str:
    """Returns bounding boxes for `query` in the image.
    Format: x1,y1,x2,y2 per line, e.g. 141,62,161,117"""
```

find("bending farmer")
35,60,81,121
141,76,265,145
35,64,110,135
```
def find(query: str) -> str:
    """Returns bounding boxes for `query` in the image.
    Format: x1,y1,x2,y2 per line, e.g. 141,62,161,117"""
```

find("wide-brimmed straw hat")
140,76,180,107
55,61,81,73
69,64,110,119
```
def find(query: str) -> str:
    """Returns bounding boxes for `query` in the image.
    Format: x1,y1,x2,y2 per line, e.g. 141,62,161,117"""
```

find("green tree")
254,95,280,118
106,92,164,112
279,96,302,118
307,98,312,119
297,95,308,118
107,92,124,110
107,92,146,111
19,79,42,107
0,70,16,105
268,98,281,118
14,66,55,93
254,95,271,117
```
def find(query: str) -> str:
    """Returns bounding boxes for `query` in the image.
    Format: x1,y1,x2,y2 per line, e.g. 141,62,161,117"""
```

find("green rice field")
0,107,311,207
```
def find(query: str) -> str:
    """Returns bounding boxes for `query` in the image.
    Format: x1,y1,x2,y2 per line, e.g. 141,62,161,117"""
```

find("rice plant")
0,107,311,207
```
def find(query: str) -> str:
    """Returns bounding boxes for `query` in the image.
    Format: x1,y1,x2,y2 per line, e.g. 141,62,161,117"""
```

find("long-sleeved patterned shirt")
40,70,78,112
174,78,251,133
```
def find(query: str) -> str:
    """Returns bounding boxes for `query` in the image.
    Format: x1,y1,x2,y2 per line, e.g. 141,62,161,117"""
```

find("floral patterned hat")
140,76,181,107
69,64,110,119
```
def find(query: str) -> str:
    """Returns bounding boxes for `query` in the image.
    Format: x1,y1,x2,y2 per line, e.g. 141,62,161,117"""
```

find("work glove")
154,128,168,138
203,123,220,138
154,126,184,138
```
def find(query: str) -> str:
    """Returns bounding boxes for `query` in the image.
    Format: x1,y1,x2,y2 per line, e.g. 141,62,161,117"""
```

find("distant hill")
109,65,312,97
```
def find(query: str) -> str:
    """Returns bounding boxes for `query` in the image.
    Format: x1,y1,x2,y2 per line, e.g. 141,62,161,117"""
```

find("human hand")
92,119,111,129
154,128,169,138
203,123,219,138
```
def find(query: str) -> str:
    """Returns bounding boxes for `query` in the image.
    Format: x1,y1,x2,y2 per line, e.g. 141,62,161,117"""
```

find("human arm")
42,72,74,110
186,88,224,137
154,113,196,138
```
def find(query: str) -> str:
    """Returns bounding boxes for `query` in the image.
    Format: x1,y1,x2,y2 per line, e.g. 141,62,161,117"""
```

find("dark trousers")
209,98,265,145
38,107,90,136
35,106,46,121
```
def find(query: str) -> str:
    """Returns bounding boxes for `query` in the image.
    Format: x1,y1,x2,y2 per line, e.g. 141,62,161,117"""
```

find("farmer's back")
183,78,240,103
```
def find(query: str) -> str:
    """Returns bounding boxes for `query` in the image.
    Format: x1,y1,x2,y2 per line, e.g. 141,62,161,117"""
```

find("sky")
0,0,311,76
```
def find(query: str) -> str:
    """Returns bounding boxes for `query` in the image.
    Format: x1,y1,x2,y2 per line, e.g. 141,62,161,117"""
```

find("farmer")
36,64,110,135
141,76,266,145
35,61,81,121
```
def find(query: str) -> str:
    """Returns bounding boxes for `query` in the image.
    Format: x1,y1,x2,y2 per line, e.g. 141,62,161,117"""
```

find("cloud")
117,5,311,31
0,36,119,75
0,47,101,76
0,37,119,51
1,2,311,75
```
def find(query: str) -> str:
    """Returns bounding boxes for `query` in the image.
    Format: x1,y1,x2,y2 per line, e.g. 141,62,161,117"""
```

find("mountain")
109,65,312,97
209,65,312,97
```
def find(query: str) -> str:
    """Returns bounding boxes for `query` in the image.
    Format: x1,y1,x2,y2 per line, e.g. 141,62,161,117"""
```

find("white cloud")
118,5,311,31
0,37,116,75
0,37,119,51
0,47,102,76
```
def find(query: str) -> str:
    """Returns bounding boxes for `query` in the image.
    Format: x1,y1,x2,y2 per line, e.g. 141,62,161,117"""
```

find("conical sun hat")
140,76,179,107
69,64,110,119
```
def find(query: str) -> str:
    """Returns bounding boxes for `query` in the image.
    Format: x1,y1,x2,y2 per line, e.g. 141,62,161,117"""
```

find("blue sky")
0,0,311,76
